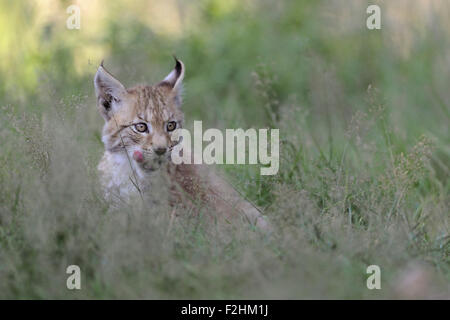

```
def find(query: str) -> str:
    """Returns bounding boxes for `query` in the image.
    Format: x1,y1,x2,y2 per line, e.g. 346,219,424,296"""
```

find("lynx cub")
94,58,269,230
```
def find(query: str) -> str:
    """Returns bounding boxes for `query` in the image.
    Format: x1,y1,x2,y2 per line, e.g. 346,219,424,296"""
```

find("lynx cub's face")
94,59,185,172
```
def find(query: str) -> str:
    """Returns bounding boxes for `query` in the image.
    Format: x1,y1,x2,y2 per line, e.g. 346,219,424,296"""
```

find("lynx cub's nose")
154,147,167,156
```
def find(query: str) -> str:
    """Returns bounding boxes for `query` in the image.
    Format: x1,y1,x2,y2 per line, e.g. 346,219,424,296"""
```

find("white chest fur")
98,151,150,202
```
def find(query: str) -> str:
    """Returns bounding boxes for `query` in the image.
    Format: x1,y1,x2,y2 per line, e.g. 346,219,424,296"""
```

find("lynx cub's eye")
166,121,177,132
134,123,148,133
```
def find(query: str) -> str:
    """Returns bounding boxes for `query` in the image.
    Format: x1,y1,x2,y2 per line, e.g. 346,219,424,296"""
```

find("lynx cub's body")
94,58,269,230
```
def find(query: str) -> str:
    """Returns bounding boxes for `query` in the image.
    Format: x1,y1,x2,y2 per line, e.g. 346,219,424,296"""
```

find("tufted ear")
94,61,127,120
160,57,185,106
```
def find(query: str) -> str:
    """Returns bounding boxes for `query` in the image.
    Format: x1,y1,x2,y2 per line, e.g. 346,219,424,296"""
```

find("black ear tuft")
174,56,182,79
161,57,185,90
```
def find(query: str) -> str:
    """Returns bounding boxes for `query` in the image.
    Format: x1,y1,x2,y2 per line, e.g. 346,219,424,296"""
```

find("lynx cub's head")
94,58,185,171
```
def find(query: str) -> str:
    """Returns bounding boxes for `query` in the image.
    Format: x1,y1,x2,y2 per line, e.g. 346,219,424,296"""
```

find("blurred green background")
1,0,449,166
0,0,448,299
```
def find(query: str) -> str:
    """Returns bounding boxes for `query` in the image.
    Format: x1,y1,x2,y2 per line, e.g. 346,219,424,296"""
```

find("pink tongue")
133,150,144,163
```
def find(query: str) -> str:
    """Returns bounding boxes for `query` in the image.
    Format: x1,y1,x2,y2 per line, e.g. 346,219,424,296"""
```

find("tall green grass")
0,0,448,298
